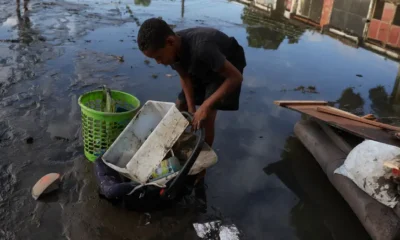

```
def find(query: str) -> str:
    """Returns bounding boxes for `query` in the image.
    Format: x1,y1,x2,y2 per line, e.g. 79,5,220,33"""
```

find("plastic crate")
102,101,189,183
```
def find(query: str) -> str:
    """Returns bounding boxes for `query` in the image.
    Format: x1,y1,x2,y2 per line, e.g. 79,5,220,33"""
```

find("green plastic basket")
78,90,140,161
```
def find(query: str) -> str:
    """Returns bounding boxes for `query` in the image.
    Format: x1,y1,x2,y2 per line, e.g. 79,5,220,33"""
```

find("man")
137,18,246,147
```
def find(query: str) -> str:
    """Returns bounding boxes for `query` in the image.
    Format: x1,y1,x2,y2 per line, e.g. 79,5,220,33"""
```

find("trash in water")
293,85,318,94
32,173,61,200
111,55,124,62
193,221,240,240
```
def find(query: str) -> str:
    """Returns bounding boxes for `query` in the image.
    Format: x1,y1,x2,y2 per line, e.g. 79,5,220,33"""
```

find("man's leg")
203,109,217,147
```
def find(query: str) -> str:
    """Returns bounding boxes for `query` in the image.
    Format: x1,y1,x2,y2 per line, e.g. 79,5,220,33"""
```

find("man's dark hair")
137,18,175,51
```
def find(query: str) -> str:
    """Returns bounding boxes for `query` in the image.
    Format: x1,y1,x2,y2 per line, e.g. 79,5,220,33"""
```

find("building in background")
284,0,334,28
367,1,400,49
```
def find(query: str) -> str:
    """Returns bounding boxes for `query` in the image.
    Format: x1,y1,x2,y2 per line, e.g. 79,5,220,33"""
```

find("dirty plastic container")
78,90,140,161
102,100,189,183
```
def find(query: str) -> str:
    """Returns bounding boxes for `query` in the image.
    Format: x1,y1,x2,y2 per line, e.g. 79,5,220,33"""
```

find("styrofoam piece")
102,101,189,183
193,221,240,240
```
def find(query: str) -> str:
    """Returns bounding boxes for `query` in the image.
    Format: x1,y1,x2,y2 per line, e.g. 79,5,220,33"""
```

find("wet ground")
1,0,400,239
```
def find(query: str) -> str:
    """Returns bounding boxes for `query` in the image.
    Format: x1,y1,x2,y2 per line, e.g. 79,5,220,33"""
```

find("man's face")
142,36,176,66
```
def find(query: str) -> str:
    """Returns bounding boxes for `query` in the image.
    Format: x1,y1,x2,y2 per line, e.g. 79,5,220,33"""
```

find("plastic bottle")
150,156,182,181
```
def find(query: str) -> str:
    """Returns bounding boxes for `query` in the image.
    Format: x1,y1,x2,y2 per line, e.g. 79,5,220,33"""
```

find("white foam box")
102,100,189,183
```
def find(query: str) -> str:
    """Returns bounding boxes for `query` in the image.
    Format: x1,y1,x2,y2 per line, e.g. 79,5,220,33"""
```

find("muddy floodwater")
2,0,400,239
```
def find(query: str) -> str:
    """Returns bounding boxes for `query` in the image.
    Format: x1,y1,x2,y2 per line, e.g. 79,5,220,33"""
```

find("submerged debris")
54,136,69,142
293,85,318,94
151,74,158,79
144,59,150,65
356,74,363,78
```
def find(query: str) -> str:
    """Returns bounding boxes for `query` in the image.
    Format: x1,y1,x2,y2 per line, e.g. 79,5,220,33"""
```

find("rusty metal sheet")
276,102,400,148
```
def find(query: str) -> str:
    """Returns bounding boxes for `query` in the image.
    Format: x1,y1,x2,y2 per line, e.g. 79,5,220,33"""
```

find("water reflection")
265,136,371,240
134,0,151,7
366,65,400,123
369,85,393,117
16,0,33,44
336,87,365,115
241,6,304,49
181,0,184,18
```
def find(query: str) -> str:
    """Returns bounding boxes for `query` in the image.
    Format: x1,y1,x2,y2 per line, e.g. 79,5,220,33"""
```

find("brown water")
1,0,399,239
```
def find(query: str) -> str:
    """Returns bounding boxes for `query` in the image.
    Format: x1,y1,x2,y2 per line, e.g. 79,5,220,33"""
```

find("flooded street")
1,0,400,239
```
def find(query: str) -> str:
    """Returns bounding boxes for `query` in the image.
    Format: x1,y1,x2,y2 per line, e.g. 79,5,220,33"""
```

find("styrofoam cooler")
102,101,189,183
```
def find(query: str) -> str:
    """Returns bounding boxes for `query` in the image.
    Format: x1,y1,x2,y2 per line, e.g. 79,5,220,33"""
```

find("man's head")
137,18,179,65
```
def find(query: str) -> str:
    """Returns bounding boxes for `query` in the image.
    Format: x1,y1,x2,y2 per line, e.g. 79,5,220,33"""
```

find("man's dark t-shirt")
171,27,246,111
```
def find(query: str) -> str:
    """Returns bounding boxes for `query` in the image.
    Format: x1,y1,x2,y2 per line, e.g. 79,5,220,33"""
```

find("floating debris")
294,85,305,91
0,39,20,43
111,55,124,62
166,74,173,78
293,85,318,94
151,74,158,79
356,74,363,78
144,59,150,65
32,173,61,200
85,40,91,43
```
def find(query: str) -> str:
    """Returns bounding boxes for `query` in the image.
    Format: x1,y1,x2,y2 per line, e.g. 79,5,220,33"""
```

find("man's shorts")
177,44,246,111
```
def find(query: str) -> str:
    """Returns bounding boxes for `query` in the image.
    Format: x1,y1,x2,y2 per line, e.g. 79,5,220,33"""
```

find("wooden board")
274,101,400,148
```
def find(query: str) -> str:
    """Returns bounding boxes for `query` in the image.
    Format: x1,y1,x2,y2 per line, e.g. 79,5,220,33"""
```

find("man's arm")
191,42,243,129
202,59,243,109
175,65,196,114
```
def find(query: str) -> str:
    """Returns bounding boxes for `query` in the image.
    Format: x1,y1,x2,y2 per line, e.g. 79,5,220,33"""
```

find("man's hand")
192,103,210,130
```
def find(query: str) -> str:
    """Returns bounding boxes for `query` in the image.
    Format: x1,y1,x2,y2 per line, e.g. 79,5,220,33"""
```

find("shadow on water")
265,135,371,240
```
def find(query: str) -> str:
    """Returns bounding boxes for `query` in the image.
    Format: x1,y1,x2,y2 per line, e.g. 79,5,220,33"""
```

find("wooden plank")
274,100,328,106
276,102,400,148
317,106,400,132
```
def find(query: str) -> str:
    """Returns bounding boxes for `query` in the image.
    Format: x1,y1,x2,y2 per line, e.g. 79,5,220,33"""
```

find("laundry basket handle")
160,111,205,200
